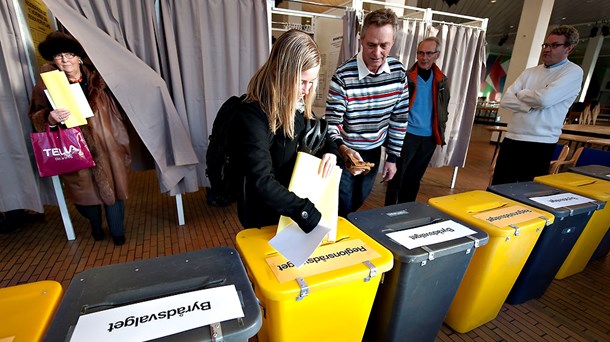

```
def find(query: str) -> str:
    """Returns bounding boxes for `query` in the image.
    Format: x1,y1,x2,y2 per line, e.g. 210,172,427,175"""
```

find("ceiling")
276,0,610,65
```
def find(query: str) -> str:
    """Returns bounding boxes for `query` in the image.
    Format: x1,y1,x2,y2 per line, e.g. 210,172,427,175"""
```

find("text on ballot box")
265,238,380,283
386,220,477,249
529,192,596,209
70,285,244,342
472,205,542,228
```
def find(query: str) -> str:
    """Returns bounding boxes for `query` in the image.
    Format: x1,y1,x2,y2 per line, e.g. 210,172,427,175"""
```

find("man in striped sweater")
325,8,409,216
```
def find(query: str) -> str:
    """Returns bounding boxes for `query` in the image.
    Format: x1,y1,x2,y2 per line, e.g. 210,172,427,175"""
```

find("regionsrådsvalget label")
473,205,542,228
265,238,380,283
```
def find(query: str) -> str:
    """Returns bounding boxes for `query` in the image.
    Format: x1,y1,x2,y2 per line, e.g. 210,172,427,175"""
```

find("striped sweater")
325,55,409,160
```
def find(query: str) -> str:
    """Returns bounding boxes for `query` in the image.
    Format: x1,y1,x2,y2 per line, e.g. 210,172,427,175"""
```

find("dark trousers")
75,200,125,237
491,138,555,185
338,147,381,217
385,133,437,205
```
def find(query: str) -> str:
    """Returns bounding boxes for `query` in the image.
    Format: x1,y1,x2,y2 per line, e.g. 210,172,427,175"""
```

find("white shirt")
500,59,583,143
356,51,391,80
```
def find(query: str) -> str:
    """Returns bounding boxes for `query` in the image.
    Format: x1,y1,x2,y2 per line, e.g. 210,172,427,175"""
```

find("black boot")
91,226,105,241
112,235,126,246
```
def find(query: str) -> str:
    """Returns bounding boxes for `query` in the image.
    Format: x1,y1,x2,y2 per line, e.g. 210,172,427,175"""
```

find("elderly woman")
28,31,131,246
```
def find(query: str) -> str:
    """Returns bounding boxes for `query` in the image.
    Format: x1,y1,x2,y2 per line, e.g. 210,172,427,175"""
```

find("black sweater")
233,100,337,232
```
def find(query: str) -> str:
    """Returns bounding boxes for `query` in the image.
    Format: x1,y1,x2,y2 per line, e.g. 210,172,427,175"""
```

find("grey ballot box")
348,202,488,342
45,247,261,342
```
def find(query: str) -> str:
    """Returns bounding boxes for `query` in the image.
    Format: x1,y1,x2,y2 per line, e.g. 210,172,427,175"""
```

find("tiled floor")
1,124,608,341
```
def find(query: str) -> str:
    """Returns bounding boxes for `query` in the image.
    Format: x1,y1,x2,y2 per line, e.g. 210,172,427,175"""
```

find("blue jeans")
338,147,381,217
75,200,125,237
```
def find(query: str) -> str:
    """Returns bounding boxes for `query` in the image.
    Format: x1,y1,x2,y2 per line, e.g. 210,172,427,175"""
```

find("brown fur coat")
29,64,131,206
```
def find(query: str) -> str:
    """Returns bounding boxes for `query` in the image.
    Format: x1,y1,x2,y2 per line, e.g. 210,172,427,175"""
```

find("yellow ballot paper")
40,70,91,127
277,152,342,241
270,152,342,267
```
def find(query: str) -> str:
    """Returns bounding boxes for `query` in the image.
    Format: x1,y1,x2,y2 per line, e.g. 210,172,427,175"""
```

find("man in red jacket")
385,37,450,204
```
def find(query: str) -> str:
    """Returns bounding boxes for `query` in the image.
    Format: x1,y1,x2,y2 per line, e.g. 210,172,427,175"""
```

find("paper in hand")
269,218,332,267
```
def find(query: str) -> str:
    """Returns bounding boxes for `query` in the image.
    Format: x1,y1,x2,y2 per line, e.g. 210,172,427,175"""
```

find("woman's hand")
318,153,337,178
49,108,71,125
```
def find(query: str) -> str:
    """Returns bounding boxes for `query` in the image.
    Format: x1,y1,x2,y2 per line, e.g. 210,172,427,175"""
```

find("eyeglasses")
541,43,568,49
417,51,438,57
53,52,76,59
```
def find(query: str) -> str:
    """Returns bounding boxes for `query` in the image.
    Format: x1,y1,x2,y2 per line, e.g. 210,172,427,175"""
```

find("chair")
591,103,600,125
549,144,570,174
552,146,610,171
488,143,569,186
565,102,585,124
580,105,591,125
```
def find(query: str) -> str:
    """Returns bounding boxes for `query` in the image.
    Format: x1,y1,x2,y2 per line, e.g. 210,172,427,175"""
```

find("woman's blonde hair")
246,29,321,139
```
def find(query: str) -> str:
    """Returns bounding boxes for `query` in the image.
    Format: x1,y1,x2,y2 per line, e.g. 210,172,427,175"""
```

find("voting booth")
569,165,610,260
348,202,488,342
535,173,610,278
488,182,602,304
45,247,261,342
0,280,63,341
235,217,393,342
429,190,553,333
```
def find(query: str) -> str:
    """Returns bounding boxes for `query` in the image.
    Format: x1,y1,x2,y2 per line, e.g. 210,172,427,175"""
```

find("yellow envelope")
277,152,341,242
40,70,90,127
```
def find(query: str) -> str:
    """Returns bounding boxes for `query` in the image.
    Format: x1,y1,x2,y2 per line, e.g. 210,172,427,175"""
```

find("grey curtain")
43,0,200,195
0,0,54,212
45,0,269,195
338,8,359,66
158,0,269,187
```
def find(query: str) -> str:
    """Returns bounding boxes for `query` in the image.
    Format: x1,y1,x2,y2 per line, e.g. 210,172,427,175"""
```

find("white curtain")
391,19,427,63
0,0,54,212
430,23,486,167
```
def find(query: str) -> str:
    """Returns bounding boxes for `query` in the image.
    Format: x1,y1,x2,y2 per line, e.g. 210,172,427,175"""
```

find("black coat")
233,100,337,232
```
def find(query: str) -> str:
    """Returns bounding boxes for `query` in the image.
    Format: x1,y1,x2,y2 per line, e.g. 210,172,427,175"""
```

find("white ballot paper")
529,192,594,209
269,218,332,268
69,284,244,342
44,84,94,118
386,220,477,250
277,152,342,241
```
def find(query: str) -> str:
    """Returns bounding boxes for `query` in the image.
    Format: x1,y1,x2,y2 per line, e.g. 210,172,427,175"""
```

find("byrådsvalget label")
265,238,381,283
69,284,243,342
473,205,543,228
529,192,594,209
386,219,476,250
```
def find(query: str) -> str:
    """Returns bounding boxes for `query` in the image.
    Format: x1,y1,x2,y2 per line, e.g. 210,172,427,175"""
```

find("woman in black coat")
234,29,337,233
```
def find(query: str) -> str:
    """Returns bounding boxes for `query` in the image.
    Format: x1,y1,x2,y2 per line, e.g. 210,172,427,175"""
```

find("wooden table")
586,138,610,150
562,124,610,139
475,106,500,124
485,125,507,168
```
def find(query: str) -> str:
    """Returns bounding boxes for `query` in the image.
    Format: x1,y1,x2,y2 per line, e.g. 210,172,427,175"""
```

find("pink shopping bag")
30,124,95,177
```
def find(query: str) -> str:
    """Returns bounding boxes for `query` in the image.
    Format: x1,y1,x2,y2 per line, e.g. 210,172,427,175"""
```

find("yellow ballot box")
428,190,553,333
0,280,63,341
534,172,610,279
235,217,393,342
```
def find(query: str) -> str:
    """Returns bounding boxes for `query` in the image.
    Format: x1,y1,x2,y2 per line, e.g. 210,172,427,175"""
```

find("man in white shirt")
491,25,583,185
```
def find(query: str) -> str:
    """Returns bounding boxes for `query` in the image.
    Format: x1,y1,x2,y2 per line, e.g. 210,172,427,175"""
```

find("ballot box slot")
80,276,226,314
